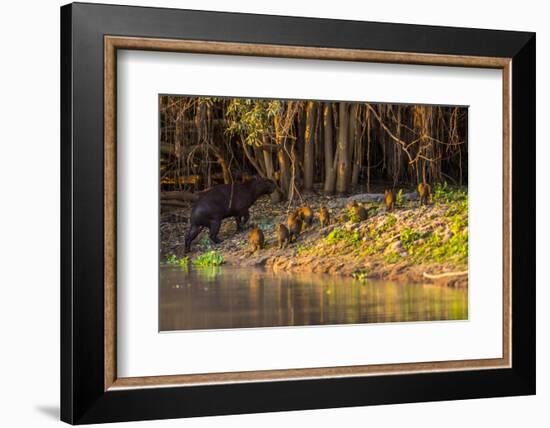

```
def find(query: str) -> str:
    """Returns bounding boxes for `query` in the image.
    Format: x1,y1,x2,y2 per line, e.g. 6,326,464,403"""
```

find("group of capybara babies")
184,177,432,253
248,205,326,252
249,183,433,253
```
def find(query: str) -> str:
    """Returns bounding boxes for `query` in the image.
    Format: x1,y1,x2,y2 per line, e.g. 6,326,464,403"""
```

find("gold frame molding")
104,35,512,391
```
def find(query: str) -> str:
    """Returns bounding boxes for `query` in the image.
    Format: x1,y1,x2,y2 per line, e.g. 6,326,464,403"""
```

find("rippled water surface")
159,266,468,331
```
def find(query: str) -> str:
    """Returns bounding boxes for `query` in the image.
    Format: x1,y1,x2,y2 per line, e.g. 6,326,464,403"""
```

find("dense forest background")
160,96,468,202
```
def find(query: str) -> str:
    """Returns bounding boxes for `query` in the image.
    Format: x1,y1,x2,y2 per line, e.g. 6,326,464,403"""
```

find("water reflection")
159,266,468,331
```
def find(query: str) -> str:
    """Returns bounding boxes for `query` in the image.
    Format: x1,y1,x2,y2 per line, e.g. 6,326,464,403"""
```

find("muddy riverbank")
161,186,468,288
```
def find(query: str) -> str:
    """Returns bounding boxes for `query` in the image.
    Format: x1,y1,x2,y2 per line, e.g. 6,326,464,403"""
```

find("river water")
159,266,468,331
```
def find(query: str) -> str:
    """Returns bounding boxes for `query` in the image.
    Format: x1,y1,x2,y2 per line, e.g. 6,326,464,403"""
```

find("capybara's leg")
185,224,201,251
241,210,250,226
235,216,243,231
208,220,222,244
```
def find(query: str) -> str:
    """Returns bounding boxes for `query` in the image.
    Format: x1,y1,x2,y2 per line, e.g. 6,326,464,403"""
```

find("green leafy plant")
325,228,361,246
410,229,468,266
396,188,404,206
198,235,212,250
433,182,468,204
165,254,178,264
400,227,422,251
383,252,401,264
192,251,225,267
165,254,189,267
352,270,369,282
347,207,359,223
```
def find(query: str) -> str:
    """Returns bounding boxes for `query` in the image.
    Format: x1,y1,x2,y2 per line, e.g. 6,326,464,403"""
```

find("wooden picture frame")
61,2,535,424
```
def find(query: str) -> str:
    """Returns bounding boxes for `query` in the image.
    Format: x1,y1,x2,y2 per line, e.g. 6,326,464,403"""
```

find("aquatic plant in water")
352,270,369,282
165,254,189,267
192,250,225,267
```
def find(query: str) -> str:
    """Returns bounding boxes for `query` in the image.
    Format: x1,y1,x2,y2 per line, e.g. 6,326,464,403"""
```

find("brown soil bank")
162,187,469,288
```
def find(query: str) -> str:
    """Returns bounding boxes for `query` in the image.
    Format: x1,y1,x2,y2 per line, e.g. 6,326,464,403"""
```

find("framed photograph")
60,2,535,424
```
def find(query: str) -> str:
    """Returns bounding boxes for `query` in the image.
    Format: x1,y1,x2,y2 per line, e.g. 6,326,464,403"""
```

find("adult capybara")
418,183,432,206
319,206,330,228
352,205,368,222
249,225,265,252
277,224,290,249
287,213,303,243
184,178,276,251
295,206,313,228
384,189,395,212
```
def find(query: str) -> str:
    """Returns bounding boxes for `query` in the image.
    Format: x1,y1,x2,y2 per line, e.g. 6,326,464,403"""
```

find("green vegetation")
295,243,312,256
352,270,369,282
198,235,212,250
165,254,189,267
433,182,468,204
411,231,467,265
401,197,468,266
383,252,401,264
400,227,422,250
395,189,404,206
367,215,397,240
325,228,361,246
347,207,360,223
192,251,225,267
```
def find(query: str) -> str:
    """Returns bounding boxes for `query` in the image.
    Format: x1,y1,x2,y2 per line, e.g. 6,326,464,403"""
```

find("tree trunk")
336,102,349,194
323,102,336,193
348,104,358,168
261,139,281,202
366,107,371,192
303,101,316,191
274,111,291,197
351,120,363,186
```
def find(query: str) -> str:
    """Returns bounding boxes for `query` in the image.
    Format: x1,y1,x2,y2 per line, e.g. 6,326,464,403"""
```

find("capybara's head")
252,178,277,196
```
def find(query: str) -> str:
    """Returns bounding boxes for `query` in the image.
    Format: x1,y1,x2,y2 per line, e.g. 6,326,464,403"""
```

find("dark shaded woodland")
160,96,467,203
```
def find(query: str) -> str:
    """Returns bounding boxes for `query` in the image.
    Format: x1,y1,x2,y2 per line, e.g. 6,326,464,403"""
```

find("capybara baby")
287,212,303,243
346,200,358,211
384,189,395,212
295,206,313,228
184,178,276,251
418,183,432,206
319,206,330,228
277,223,290,249
352,204,368,222
248,225,265,252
